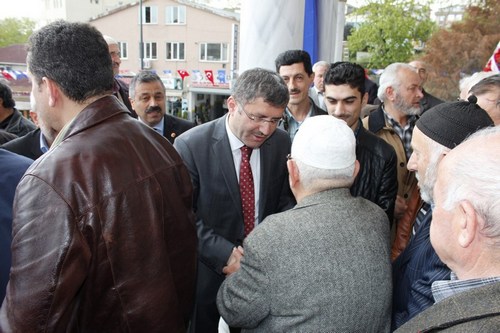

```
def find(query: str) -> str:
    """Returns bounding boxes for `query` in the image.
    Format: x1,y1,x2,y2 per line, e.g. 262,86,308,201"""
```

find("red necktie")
240,146,255,236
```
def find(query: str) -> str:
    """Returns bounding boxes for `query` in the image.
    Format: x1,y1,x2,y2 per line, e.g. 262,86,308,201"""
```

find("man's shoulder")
175,116,224,145
1,128,41,159
396,281,500,333
362,105,386,133
164,114,194,130
0,148,33,171
357,126,397,161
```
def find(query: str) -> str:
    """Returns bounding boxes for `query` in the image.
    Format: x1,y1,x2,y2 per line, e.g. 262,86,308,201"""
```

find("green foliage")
0,18,35,48
347,0,436,68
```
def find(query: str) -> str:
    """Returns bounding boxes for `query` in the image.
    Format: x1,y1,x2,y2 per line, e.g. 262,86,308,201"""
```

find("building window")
199,43,228,62
118,42,128,59
166,42,185,60
141,6,158,24
166,6,186,24
143,42,157,60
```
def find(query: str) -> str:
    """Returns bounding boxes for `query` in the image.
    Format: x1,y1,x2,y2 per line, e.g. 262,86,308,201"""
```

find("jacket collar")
367,105,387,133
57,95,130,143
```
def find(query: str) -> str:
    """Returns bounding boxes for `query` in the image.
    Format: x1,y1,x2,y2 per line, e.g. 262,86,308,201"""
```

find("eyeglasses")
239,104,283,126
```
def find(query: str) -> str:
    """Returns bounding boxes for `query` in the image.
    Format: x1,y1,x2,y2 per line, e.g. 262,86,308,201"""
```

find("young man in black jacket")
324,61,398,223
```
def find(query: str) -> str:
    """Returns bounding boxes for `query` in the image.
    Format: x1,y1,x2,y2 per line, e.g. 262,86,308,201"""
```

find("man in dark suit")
396,126,500,332
103,35,136,118
323,61,398,222
217,115,392,332
0,149,32,302
408,60,444,113
392,100,493,330
174,68,295,333
2,92,57,159
2,92,59,160
129,71,194,144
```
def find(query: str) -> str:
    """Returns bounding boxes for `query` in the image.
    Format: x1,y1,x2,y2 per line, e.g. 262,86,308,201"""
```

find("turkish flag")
177,69,190,80
205,70,214,85
1,70,13,80
484,41,500,72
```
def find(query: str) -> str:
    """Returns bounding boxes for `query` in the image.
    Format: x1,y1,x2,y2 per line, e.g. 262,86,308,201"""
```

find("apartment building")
90,0,239,120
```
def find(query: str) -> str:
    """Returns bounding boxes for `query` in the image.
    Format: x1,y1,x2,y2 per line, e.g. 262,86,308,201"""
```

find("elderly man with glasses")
174,67,295,333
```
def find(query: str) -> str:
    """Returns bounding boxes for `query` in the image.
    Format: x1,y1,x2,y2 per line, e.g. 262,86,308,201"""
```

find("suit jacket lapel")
212,116,242,213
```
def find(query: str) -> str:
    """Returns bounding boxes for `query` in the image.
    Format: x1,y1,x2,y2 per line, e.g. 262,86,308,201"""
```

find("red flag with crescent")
484,41,500,72
205,70,215,85
177,69,190,80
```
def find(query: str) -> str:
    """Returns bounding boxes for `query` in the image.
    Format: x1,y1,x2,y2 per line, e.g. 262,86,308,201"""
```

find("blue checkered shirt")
432,272,500,303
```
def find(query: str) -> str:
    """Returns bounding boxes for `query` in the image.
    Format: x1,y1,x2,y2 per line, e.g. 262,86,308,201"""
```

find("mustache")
289,89,301,94
145,106,162,114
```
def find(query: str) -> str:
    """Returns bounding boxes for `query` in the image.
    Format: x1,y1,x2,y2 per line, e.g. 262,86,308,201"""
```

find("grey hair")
103,35,118,46
129,71,165,99
441,126,500,243
459,72,497,98
377,63,416,102
294,159,356,192
312,60,330,72
232,68,289,109
470,74,500,97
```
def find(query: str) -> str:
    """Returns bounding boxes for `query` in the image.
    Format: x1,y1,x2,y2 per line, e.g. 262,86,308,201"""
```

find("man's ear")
43,77,60,108
352,160,360,180
227,96,238,115
287,159,300,188
361,92,368,108
458,200,478,248
386,86,395,101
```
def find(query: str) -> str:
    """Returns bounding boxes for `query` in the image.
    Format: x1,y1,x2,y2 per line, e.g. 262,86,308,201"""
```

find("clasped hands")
223,246,244,276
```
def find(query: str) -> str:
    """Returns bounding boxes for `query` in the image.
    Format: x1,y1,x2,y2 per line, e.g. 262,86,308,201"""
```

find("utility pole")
139,0,144,70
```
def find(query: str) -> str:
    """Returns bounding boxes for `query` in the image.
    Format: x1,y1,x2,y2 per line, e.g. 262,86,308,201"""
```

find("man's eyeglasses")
238,104,283,126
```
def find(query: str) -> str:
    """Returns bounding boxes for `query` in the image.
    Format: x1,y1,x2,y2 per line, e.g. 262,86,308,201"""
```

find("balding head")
103,35,121,75
409,60,428,84
431,126,500,279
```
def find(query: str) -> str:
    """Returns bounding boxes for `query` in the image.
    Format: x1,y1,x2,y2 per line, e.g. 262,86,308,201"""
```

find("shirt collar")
39,131,50,154
225,114,245,151
139,116,164,135
432,272,500,303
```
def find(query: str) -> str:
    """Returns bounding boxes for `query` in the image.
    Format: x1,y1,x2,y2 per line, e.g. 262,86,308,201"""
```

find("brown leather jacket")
0,96,197,332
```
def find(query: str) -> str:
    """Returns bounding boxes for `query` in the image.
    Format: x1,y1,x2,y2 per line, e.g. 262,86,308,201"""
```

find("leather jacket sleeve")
1,175,91,332
375,146,398,223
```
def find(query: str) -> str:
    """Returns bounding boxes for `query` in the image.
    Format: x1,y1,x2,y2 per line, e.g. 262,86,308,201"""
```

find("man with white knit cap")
217,115,392,332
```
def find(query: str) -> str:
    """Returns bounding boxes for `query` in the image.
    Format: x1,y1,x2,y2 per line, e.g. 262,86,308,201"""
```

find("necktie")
240,146,255,236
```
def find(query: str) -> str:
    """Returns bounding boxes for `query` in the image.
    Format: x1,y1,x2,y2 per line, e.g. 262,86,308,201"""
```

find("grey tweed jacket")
395,281,500,332
217,188,392,332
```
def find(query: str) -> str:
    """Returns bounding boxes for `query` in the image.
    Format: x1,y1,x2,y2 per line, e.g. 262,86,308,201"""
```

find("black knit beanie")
416,96,494,149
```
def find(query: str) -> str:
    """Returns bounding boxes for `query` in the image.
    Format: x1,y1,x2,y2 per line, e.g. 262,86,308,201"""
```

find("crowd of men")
0,20,499,332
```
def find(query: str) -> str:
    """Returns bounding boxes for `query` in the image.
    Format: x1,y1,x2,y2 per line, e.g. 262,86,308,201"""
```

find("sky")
1,0,43,20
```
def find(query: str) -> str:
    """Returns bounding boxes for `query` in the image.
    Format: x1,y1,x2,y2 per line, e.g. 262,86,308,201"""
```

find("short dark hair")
275,50,313,75
0,82,15,108
129,71,165,99
324,62,366,95
232,68,289,109
27,21,114,103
